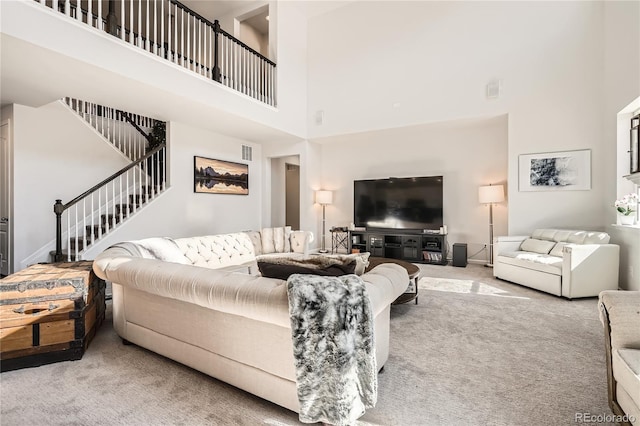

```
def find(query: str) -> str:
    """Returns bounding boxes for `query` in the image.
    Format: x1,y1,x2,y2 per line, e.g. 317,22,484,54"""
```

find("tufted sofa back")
173,233,256,269
531,229,610,245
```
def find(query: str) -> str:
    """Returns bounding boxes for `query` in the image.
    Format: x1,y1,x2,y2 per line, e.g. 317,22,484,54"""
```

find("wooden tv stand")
349,229,448,265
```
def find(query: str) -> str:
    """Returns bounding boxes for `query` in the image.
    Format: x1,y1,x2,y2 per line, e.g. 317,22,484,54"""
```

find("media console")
349,230,448,265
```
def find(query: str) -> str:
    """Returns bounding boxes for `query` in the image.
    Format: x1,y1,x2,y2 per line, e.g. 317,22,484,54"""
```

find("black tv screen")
354,176,443,230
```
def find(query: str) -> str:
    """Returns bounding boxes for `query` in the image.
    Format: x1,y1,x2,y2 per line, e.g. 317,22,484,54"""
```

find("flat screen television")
354,176,443,231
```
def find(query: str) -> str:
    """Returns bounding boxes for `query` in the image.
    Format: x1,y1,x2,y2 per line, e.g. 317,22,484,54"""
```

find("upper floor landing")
0,0,310,143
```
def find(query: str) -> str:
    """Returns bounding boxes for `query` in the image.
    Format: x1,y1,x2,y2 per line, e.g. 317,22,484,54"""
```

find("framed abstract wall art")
518,149,591,192
194,156,249,195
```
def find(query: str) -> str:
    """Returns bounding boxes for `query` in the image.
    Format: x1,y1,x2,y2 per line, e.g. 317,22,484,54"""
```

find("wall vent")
242,145,253,161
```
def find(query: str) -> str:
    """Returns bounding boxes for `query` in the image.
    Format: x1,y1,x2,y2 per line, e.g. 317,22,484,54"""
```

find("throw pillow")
290,231,311,254
274,227,285,253
244,231,263,256
520,238,555,255
549,242,567,258
261,227,276,253
258,256,357,280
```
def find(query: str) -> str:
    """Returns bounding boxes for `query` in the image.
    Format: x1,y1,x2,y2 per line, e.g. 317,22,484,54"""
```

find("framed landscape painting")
518,149,591,192
194,156,249,195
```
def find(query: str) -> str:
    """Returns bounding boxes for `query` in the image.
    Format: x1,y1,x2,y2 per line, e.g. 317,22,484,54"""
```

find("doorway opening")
285,163,300,230
236,5,270,59
270,155,300,229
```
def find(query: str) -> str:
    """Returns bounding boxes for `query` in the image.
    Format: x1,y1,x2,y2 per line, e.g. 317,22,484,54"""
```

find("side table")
330,227,349,254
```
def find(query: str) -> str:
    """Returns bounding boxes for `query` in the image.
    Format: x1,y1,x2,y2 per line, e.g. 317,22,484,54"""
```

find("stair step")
115,203,133,215
129,193,151,205
85,224,113,237
141,185,160,195
101,214,122,227
69,237,91,251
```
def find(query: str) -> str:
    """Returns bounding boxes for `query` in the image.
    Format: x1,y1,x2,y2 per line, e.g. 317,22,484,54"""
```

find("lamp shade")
479,185,504,204
316,190,333,205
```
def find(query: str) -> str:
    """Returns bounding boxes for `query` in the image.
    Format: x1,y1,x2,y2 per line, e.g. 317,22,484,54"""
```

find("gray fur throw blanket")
286,273,377,425
259,256,357,280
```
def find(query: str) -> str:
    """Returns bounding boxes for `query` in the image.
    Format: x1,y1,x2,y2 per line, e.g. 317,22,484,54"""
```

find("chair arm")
561,244,619,298
598,290,640,350
494,235,528,256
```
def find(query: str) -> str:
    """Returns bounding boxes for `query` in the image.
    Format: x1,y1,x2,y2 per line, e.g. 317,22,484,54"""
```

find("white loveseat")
92,231,409,413
493,229,619,298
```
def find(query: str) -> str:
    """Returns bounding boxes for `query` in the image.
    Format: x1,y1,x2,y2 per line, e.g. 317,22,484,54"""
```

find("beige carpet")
0,264,613,425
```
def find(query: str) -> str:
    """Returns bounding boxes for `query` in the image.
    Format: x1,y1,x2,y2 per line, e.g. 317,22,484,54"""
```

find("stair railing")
35,0,277,106
54,143,167,262
64,97,152,161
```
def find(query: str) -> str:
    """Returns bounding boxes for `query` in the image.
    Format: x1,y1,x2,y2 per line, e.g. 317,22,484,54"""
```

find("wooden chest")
0,261,106,372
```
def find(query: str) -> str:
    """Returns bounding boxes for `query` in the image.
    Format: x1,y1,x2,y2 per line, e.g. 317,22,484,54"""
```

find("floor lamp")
316,190,333,253
479,184,504,267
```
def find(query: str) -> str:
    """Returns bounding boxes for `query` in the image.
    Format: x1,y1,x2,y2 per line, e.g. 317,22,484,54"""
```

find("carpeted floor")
0,264,613,425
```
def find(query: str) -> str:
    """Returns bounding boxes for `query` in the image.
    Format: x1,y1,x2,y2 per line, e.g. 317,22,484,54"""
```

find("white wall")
603,1,640,291
11,101,131,269
239,22,268,57
315,115,508,261
83,121,263,258
306,1,618,235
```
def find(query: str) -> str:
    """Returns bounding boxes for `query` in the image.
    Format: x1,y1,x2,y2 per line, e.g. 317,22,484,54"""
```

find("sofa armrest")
561,244,620,298
599,291,640,350
494,235,528,256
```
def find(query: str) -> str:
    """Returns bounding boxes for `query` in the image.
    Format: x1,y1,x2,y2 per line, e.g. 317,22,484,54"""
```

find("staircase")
66,185,157,252
53,100,167,262
62,97,153,161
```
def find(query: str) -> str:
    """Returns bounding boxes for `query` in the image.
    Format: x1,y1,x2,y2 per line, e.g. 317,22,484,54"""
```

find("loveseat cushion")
258,256,357,280
497,251,563,275
567,231,611,244
520,238,555,254
531,229,611,244
549,242,567,258
531,229,575,242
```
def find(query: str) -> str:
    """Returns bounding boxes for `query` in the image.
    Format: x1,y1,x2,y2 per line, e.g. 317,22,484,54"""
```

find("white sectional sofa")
92,230,409,413
494,229,619,298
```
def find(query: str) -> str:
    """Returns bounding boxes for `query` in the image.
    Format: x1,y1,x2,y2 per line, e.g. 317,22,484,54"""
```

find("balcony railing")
35,0,276,106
